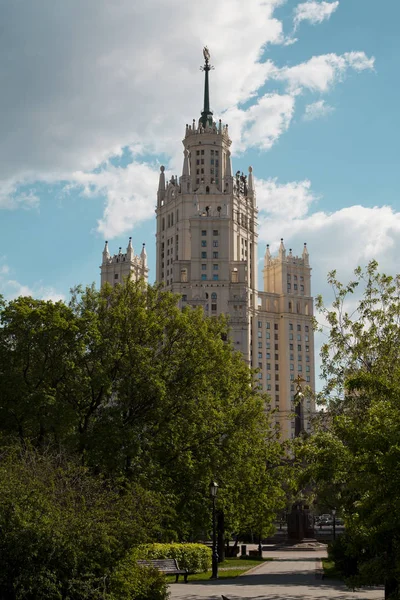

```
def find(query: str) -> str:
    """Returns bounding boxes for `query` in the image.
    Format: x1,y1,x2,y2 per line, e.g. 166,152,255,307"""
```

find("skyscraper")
103,48,315,439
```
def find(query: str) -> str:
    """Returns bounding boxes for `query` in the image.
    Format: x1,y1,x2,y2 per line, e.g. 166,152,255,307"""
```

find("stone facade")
100,238,148,287
100,50,315,440
154,51,315,439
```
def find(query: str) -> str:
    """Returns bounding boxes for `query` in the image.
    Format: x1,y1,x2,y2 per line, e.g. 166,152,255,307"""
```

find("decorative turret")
158,165,166,206
102,241,110,264
248,166,255,198
181,149,190,185
264,244,271,267
302,242,309,265
126,237,134,261
279,238,286,260
140,243,147,268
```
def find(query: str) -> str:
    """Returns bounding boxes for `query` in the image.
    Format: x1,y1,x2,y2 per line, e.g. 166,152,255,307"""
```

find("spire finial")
200,47,214,128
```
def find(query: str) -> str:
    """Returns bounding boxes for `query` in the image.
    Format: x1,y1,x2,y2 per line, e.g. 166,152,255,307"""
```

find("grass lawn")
168,556,273,583
322,559,343,580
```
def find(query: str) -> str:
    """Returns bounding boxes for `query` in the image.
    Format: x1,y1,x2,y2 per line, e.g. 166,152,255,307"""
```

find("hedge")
138,543,212,573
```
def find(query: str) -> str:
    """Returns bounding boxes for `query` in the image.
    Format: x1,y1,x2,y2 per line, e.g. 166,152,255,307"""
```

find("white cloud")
256,177,318,218
0,179,40,210
225,93,295,154
70,160,160,238
0,266,65,302
275,52,375,94
303,99,334,121
294,1,339,30
0,0,284,187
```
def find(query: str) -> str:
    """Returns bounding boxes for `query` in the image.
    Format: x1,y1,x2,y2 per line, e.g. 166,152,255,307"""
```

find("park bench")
137,558,189,582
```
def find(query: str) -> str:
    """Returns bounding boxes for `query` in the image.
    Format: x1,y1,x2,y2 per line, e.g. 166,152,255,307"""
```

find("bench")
137,558,189,583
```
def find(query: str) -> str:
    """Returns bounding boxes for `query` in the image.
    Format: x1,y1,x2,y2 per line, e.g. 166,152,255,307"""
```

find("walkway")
169,550,383,600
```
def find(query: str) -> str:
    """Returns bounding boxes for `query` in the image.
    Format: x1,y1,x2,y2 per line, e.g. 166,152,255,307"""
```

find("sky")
0,1,399,341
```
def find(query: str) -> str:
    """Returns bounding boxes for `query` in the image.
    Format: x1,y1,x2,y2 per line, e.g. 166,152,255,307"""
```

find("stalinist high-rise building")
102,48,315,440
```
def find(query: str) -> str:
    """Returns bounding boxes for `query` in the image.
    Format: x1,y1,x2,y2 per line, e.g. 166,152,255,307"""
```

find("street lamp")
294,375,306,437
332,508,336,541
209,480,219,579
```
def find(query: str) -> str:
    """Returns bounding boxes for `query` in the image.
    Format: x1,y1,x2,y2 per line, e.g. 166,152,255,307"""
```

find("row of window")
287,274,304,281
201,252,219,259
196,149,219,156
201,240,219,247
202,230,219,236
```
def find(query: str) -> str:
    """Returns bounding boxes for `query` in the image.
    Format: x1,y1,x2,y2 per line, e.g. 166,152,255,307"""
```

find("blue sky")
0,0,399,320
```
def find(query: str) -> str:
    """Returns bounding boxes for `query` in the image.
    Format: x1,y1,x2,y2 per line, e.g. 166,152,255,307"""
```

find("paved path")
169,550,383,600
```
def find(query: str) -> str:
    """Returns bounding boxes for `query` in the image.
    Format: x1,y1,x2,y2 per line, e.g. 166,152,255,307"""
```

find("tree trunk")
385,577,399,600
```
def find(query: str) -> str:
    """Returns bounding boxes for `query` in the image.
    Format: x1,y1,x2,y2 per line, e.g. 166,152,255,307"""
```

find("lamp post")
209,480,219,579
332,509,336,541
294,375,306,437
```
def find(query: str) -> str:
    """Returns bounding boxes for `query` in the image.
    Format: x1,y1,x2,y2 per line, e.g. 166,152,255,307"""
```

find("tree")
0,446,164,600
0,279,288,541
301,261,400,598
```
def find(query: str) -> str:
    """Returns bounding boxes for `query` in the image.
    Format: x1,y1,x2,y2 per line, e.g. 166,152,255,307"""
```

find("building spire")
200,46,213,128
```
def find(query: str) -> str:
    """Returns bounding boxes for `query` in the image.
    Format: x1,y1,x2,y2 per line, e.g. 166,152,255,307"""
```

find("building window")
305,325,309,332
290,344,293,350
202,252,207,258
298,365,303,372
289,333,293,340
266,352,270,359
213,229,219,236
266,332,270,339
306,345,310,352
201,274,207,281
298,344,302,351
213,240,219,247
274,324,278,330
202,230,207,236
267,374,271,380
267,384,271,390
266,322,270,329
289,323,293,330
202,264,207,270
258,342,262,349
213,252,218,258
266,363,271,370
275,385,279,391
306,376,310,382
290,364,294,371
306,366,310,372
182,295,187,302
275,364,279,370
114,274,118,279
297,334,301,341
275,354,279,360
297,324,301,331
211,292,217,300
258,331,262,338
258,321,262,328
213,274,219,281
298,355,302,361
213,264,218,270
294,284,298,290
258,353,262,359
211,303,217,311
201,240,207,247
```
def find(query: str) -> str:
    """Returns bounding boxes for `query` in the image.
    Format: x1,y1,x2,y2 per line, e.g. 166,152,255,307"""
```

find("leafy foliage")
138,543,212,573
0,446,163,600
302,261,400,597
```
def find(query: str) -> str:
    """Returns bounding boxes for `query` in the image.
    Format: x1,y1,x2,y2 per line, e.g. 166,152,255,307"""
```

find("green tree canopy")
301,261,400,598
0,279,288,540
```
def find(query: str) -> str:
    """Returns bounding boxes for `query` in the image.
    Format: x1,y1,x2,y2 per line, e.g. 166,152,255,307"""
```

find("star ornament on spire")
200,46,214,72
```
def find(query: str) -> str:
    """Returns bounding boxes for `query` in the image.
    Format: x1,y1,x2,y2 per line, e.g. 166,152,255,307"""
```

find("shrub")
110,560,169,600
138,543,212,573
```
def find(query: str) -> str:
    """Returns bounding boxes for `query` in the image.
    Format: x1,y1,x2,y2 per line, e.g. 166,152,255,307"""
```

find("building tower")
155,48,315,439
100,238,149,287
